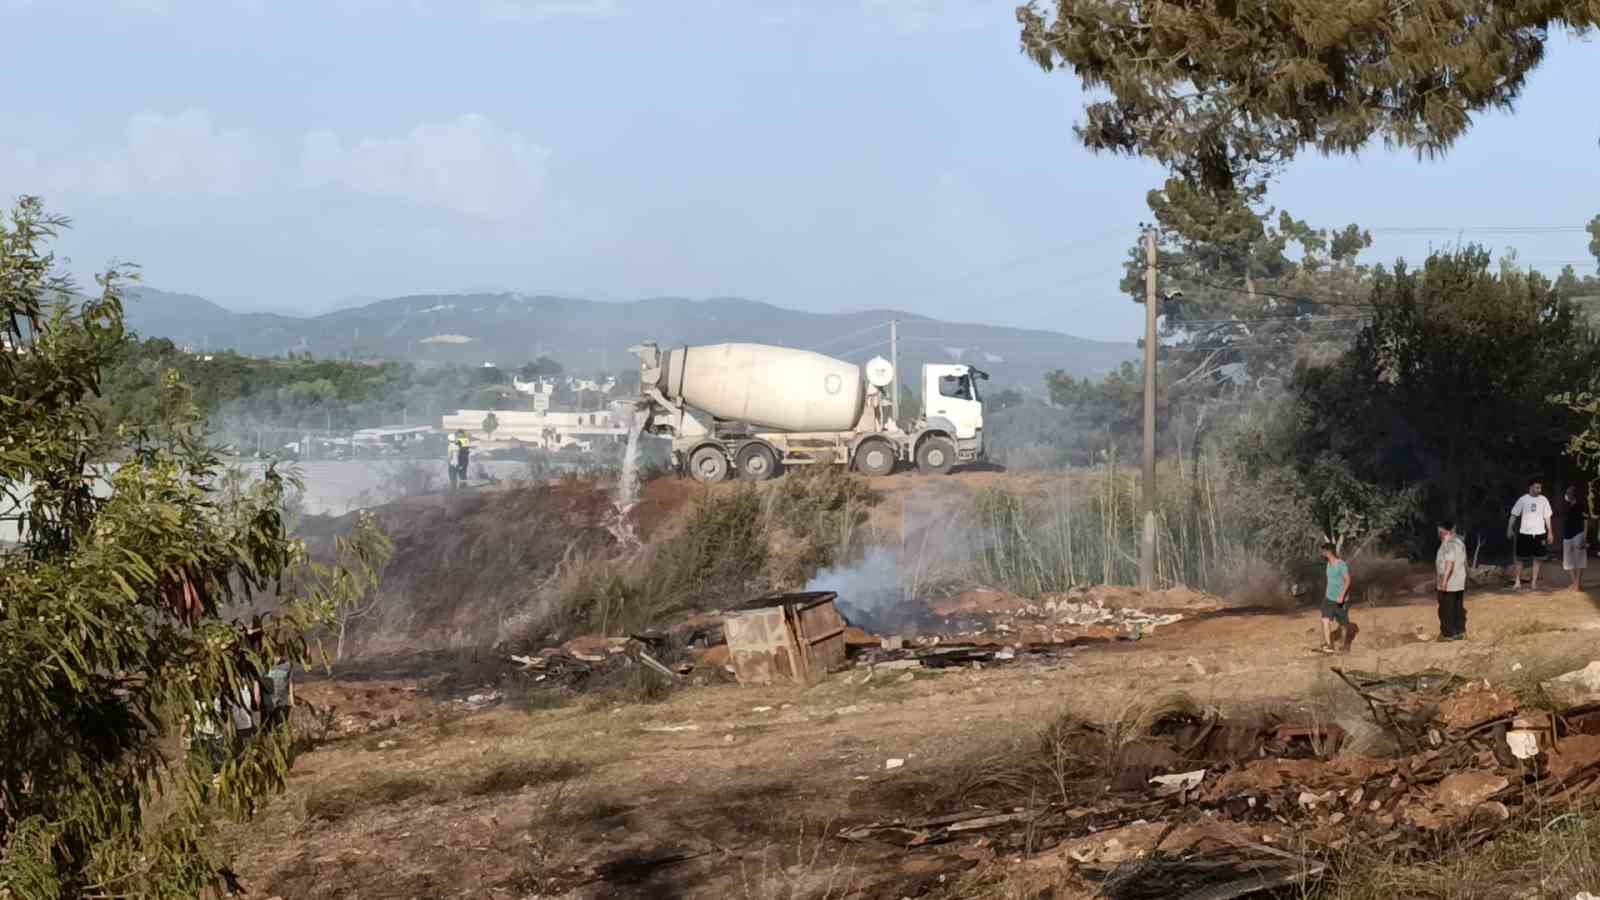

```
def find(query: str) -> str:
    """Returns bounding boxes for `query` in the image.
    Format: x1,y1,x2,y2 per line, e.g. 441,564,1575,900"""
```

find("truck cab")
919,363,985,463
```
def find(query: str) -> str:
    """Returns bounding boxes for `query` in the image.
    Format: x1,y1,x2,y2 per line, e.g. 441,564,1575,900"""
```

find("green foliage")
518,356,563,380
551,487,768,637
1124,190,1378,409
0,198,393,897
988,388,1024,412
965,455,1267,597
1227,397,1418,562
1042,361,1156,465
1277,248,1600,550
1018,1,1598,193
1590,214,1600,273
766,465,876,573
96,338,548,454
541,472,879,641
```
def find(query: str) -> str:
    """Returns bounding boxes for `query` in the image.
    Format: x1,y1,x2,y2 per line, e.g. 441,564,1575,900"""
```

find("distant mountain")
120,288,1134,389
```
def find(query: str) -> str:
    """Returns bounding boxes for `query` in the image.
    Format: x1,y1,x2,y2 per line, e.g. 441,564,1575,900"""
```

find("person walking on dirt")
1562,484,1590,591
1435,520,1468,641
1319,543,1357,654
1509,479,1555,590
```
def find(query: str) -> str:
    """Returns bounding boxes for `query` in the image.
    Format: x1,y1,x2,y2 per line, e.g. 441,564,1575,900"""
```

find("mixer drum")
659,343,865,432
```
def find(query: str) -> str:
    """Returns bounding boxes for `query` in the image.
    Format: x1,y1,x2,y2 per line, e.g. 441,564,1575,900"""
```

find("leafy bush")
0,198,392,896
509,470,880,645
765,465,877,572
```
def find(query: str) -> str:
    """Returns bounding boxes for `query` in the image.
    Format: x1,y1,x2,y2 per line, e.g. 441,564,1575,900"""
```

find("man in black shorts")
1509,479,1554,591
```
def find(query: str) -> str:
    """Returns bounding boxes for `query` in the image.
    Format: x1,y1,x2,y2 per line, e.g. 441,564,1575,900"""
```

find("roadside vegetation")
0,198,392,896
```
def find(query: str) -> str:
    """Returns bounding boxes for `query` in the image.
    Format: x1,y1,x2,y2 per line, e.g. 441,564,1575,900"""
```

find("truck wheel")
916,437,955,475
688,446,730,483
854,439,896,477
736,443,779,481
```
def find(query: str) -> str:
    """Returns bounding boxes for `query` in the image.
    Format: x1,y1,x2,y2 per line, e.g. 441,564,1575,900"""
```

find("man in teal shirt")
1320,542,1357,654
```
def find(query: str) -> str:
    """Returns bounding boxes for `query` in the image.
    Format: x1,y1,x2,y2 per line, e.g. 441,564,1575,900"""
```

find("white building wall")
441,408,627,450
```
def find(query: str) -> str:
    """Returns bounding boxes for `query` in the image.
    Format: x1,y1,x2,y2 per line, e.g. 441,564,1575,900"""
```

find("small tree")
0,198,392,896
482,411,499,439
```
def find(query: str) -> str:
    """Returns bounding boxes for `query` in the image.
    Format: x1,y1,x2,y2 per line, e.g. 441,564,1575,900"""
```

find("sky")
1,1,1596,343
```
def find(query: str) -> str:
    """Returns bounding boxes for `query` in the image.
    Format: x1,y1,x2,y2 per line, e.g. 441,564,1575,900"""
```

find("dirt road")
226,584,1600,899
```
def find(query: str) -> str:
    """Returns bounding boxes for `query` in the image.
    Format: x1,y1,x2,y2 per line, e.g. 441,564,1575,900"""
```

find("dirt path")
225,584,1600,899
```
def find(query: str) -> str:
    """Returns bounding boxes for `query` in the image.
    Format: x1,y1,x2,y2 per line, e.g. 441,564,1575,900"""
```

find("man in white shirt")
1435,520,1468,640
1509,479,1555,591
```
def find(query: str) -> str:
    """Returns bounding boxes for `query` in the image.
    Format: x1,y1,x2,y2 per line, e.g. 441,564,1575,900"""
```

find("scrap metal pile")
839,665,1600,899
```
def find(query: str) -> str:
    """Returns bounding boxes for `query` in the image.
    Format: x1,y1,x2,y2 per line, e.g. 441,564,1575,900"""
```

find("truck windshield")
938,373,977,401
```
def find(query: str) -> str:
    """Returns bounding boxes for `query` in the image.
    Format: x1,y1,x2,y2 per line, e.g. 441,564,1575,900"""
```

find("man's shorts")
1564,535,1588,571
1321,598,1350,625
1516,533,1548,562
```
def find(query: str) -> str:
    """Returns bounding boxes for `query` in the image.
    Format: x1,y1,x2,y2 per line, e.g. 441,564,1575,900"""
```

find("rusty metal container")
722,591,848,685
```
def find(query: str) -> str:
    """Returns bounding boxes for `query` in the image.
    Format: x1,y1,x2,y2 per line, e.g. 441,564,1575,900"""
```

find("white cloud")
300,114,549,220
1,109,267,197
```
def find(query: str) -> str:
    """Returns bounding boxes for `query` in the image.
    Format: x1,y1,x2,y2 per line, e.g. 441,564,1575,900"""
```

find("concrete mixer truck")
630,341,986,481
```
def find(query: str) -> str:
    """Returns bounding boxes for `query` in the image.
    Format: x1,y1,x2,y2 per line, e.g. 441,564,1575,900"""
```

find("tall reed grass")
968,450,1275,600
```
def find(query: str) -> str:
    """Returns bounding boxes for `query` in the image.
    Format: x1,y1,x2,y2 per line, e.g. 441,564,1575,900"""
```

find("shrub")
0,198,392,896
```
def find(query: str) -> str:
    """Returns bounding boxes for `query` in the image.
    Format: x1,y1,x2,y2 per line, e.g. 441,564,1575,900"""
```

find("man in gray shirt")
1435,519,1468,641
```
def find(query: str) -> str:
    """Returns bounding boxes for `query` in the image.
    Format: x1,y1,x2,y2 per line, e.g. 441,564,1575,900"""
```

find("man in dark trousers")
1435,520,1468,641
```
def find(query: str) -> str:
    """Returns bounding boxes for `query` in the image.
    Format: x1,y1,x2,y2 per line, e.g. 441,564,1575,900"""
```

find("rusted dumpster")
723,591,848,685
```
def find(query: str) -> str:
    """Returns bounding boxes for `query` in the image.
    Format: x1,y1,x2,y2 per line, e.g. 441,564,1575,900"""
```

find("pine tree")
1018,1,1598,193
0,198,391,897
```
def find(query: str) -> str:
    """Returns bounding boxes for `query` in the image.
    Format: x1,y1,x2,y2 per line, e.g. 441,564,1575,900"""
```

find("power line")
1175,314,1371,326
938,227,1128,288
807,321,889,352
896,334,1089,344
1368,225,1588,234
982,264,1128,306
830,339,891,359
1159,270,1375,309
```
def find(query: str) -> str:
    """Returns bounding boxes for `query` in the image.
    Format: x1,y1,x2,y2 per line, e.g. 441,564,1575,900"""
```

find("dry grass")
1307,813,1600,899
302,774,438,823
734,818,860,900
462,757,586,798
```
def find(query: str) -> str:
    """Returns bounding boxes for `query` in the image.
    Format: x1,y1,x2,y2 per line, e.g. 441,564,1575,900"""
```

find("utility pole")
890,318,900,426
1140,227,1159,593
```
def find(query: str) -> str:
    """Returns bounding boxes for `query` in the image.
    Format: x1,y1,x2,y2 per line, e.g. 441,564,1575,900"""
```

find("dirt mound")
296,478,703,656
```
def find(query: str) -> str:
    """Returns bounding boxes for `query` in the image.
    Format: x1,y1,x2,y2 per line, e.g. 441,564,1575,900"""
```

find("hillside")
120,288,1133,388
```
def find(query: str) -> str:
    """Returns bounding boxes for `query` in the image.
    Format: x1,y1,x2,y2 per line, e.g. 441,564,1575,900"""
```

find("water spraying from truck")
608,403,649,546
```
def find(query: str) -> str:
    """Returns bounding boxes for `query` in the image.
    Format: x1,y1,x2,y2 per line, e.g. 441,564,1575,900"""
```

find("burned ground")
224,566,1600,899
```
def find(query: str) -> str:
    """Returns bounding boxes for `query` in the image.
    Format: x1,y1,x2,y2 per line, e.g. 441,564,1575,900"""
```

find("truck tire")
916,437,955,475
854,439,896,477
736,443,779,481
688,446,731,483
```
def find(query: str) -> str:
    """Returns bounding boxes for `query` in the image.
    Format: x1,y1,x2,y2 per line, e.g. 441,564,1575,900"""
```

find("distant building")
351,425,437,452
440,408,628,451
512,376,555,397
